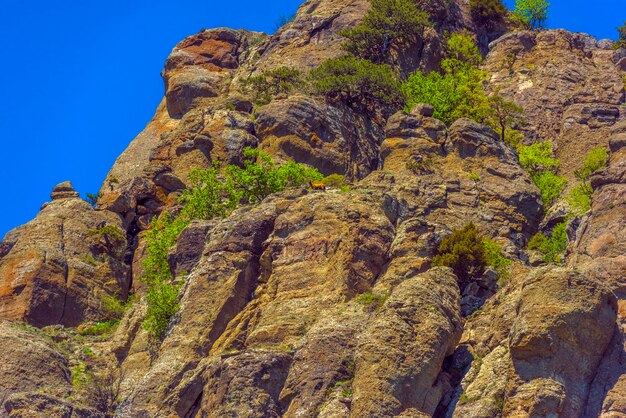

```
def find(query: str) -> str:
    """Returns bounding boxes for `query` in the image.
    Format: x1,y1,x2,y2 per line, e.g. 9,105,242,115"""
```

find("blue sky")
0,0,623,239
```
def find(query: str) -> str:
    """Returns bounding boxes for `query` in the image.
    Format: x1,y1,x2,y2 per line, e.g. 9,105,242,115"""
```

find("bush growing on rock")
309,55,405,111
433,223,487,287
483,238,512,282
513,0,549,29
528,221,567,264
469,0,508,29
340,0,431,65
617,21,626,49
518,141,567,209
141,149,322,339
239,66,303,105
404,32,519,127
567,146,609,215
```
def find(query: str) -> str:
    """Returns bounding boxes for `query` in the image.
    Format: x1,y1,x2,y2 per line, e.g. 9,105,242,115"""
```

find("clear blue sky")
0,0,623,239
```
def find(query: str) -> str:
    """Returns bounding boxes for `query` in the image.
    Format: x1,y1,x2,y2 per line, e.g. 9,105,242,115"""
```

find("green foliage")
528,221,567,264
518,141,567,208
78,321,120,337
142,281,183,341
567,182,592,215
72,363,91,388
483,238,512,283
274,13,296,32
469,172,481,182
532,171,568,209
84,192,102,208
309,55,405,110
355,291,389,310
406,156,435,174
227,147,323,204
340,0,430,64
101,294,133,321
488,95,525,142
321,174,350,191
240,67,303,105
574,146,608,182
513,0,549,29
179,165,238,221
469,0,507,29
142,213,189,286
433,223,487,286
518,141,559,173
567,146,608,215
84,255,99,266
140,149,322,339
404,33,513,126
88,225,125,243
617,21,626,49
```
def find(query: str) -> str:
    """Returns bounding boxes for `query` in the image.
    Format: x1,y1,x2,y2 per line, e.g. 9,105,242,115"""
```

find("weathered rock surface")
485,29,625,182
1,1,626,417
0,183,130,326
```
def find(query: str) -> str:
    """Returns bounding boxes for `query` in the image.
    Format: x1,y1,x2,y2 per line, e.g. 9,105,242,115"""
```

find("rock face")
485,30,625,182
0,182,130,326
1,0,626,417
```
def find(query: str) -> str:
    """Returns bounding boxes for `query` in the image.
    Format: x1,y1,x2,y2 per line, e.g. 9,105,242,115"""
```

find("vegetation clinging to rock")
141,149,322,340
309,55,405,111
433,223,487,287
513,0,549,29
239,67,303,105
469,0,508,29
528,221,568,264
340,0,431,65
518,141,567,209
567,146,609,215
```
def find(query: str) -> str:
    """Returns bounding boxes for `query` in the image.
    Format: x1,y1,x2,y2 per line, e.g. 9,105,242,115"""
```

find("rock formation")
0,0,624,416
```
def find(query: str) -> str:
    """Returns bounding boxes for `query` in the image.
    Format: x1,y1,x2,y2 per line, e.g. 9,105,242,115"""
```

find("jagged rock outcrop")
0,182,130,327
1,0,625,417
485,29,625,182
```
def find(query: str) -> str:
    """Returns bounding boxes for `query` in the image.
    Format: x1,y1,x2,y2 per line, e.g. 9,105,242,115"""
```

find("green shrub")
321,174,350,191
340,0,430,64
513,0,549,29
482,238,512,283
617,21,626,49
433,223,487,287
488,95,525,142
355,291,389,311
567,146,608,215
88,225,126,246
309,55,405,110
101,294,133,321
78,321,120,337
518,141,559,173
518,141,567,209
227,147,323,204
532,171,568,209
84,192,102,208
140,149,322,339
142,281,183,340
574,146,608,182
469,0,507,29
404,32,514,126
274,13,296,32
239,67,303,105
528,221,567,264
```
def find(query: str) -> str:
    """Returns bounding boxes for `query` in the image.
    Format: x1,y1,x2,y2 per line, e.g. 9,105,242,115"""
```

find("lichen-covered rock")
0,184,130,326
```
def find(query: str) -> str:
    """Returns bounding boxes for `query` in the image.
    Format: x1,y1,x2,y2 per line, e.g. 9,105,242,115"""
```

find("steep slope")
0,0,625,417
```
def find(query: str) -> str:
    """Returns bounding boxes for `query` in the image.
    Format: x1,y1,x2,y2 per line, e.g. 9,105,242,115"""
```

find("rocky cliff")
0,0,625,417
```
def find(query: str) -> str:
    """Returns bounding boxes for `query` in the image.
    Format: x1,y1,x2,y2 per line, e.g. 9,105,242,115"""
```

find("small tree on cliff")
341,0,431,65
469,0,508,30
616,21,626,49
513,0,549,29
